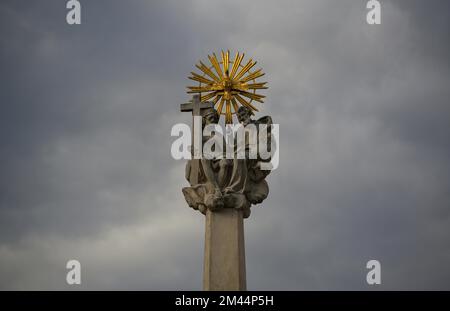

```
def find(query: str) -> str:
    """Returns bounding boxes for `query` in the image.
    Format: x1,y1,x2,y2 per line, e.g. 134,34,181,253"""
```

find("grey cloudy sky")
0,0,449,290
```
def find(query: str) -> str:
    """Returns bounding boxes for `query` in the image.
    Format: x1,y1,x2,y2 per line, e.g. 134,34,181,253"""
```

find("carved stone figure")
182,105,274,218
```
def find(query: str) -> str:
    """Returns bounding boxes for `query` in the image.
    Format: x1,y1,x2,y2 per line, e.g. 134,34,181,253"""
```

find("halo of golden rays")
187,50,268,123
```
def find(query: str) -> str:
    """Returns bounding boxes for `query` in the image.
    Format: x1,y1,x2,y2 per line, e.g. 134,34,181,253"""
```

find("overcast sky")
0,0,449,290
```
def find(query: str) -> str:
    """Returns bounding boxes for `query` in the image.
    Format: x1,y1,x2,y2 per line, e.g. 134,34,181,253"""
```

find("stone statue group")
182,105,275,218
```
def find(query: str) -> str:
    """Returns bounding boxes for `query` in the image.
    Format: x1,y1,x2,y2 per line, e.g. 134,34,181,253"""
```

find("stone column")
203,208,246,291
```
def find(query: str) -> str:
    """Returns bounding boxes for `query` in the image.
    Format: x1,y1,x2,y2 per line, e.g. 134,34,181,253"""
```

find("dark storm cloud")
0,0,192,240
0,0,449,290
242,0,450,290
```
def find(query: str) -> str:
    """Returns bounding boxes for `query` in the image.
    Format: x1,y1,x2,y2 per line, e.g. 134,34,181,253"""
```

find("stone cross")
180,94,214,185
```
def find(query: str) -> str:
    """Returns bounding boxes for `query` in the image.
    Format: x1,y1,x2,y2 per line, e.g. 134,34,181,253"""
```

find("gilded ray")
234,59,256,81
212,94,222,105
201,91,218,102
239,69,265,83
244,82,268,90
225,100,232,123
235,93,259,111
196,61,220,82
189,72,214,84
222,50,229,74
230,52,244,78
187,86,215,93
231,98,239,112
208,53,224,78
240,91,265,103
217,97,225,113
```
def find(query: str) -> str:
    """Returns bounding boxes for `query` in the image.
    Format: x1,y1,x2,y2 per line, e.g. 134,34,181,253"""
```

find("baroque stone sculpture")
182,105,273,218
180,51,275,290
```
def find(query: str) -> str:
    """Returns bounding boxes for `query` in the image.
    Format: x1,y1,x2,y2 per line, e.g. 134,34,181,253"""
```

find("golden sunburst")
187,50,268,123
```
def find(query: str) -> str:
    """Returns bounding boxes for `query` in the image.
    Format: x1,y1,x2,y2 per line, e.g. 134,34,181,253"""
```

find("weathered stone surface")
181,105,273,218
203,208,246,291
